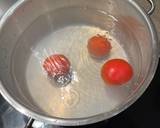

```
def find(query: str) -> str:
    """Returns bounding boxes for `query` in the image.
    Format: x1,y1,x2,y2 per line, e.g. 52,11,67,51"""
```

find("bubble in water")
48,71,72,87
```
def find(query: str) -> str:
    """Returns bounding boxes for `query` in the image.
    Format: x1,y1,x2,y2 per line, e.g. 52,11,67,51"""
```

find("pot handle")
24,118,47,128
146,0,155,15
24,118,34,128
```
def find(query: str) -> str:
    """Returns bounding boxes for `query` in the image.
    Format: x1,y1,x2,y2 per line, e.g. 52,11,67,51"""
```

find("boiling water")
9,7,135,119
26,25,131,118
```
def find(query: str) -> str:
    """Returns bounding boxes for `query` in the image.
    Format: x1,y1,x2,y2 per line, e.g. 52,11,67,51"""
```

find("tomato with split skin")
43,54,70,77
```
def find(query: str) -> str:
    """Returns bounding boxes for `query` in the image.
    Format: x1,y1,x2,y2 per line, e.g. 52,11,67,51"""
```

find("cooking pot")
0,0,159,126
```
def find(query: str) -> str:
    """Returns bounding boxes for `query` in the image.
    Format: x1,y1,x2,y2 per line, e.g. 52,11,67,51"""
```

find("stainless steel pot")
0,0,159,126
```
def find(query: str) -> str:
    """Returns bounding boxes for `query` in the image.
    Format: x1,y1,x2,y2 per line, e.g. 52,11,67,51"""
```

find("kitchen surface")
0,0,160,128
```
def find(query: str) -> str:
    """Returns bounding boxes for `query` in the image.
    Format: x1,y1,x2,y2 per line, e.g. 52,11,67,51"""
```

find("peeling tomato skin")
101,59,133,85
43,54,70,77
87,35,112,58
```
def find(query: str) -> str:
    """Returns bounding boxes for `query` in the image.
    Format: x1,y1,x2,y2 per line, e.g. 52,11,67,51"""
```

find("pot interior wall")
0,0,153,120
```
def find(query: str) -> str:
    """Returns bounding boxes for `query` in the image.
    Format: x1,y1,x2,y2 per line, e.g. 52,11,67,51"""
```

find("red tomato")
87,35,112,58
101,59,133,85
43,54,70,77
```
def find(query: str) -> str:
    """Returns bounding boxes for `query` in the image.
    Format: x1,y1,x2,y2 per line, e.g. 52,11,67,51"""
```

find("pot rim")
0,0,159,126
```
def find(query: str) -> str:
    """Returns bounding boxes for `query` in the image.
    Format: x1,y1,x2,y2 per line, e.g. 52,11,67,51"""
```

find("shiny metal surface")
136,0,160,36
0,0,159,126
0,95,28,128
146,0,155,15
0,0,17,18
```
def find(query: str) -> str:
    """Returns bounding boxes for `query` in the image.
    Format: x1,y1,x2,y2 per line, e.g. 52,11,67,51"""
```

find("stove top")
0,0,160,128
0,96,28,128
